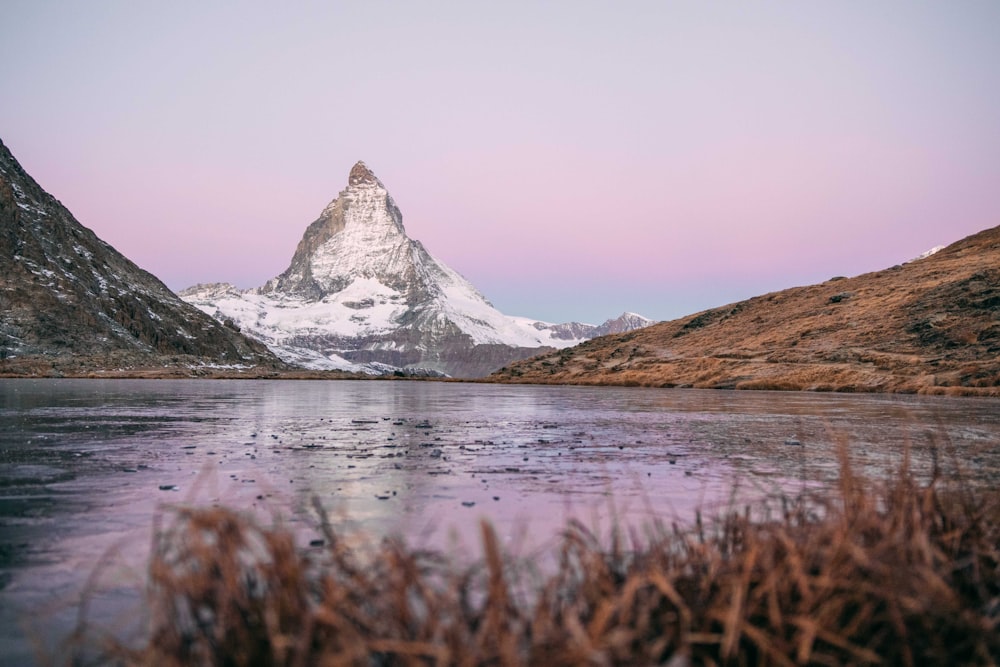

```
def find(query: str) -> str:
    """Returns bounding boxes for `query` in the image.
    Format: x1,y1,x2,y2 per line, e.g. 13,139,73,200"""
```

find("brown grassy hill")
490,225,1000,395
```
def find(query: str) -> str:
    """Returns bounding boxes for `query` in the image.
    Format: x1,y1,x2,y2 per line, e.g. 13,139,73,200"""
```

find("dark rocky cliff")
0,138,282,374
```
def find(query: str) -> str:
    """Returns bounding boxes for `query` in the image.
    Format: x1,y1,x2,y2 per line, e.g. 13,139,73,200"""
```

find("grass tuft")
70,452,1000,666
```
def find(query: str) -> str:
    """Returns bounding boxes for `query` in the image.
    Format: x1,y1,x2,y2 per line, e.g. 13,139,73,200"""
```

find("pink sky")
2,2,998,324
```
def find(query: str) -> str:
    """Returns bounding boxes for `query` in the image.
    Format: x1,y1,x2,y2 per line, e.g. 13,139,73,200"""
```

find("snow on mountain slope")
181,162,650,377
906,245,946,263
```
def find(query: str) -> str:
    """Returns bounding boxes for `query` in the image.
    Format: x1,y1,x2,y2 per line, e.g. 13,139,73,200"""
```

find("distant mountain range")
180,162,653,377
491,225,1000,395
0,138,281,375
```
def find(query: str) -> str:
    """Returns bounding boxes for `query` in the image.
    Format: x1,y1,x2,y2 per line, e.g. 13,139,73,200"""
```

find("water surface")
1,379,998,663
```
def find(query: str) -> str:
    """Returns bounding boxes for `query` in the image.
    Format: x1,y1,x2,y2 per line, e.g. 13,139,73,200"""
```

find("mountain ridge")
489,225,1000,395
0,138,283,375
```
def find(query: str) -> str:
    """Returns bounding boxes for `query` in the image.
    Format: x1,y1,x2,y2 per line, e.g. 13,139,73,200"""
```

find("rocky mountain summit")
181,162,653,377
492,225,1000,395
0,138,281,375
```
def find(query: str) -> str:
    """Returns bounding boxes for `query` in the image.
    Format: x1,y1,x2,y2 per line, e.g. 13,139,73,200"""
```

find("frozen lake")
1,379,998,663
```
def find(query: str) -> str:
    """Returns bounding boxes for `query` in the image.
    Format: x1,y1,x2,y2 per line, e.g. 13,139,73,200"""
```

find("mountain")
0,138,282,375
180,162,653,377
522,312,656,342
490,225,1000,396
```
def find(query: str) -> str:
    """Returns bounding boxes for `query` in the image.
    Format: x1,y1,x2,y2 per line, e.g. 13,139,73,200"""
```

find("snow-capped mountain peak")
181,161,652,377
263,161,416,299
906,245,946,264
347,160,380,186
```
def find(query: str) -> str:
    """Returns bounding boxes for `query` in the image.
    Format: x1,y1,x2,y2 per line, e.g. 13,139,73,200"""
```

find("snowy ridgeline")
181,279,651,375
180,162,653,377
180,281,613,373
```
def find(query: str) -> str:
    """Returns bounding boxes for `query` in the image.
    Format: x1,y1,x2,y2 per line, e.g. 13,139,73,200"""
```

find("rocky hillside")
0,138,282,375
491,225,1000,395
182,162,653,377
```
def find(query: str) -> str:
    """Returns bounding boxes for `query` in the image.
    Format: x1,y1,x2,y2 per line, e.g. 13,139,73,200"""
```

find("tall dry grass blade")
58,439,1000,667
719,540,758,659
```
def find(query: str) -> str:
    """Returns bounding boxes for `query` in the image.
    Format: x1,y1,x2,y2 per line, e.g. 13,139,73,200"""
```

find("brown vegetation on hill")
491,226,1000,395
64,451,1000,666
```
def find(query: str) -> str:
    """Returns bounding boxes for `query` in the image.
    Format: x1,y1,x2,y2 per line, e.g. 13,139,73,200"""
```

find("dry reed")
67,449,999,666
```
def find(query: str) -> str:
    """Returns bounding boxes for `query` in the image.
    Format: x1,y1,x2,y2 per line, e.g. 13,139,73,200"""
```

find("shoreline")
2,364,999,397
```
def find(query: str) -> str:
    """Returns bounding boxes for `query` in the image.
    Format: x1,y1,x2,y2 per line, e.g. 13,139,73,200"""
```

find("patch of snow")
9,182,44,215
906,245,946,263
91,270,109,294
264,343,383,374
506,316,590,348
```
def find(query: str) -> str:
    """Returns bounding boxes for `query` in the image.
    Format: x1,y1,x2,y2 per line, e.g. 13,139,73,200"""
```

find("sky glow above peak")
2,1,998,324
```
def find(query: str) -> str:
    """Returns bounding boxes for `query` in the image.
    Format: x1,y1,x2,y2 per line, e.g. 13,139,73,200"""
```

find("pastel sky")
2,2,998,324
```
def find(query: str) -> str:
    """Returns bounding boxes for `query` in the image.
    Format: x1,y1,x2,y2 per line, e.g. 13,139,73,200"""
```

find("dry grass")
66,452,1000,667
492,226,1000,394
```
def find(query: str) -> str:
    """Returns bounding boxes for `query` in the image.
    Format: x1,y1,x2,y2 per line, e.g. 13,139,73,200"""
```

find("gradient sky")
2,2,999,324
